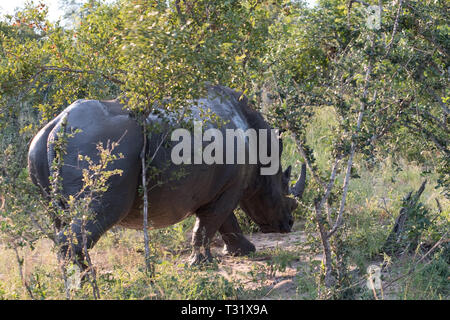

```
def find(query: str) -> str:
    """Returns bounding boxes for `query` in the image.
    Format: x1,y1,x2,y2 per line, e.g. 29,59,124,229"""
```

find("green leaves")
265,0,448,196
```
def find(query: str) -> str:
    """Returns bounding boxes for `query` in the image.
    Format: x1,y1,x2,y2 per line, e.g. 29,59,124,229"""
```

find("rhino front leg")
189,189,243,265
219,212,256,256
189,216,218,265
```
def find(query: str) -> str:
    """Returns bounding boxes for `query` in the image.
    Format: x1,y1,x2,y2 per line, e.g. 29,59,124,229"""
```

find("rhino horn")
290,163,306,199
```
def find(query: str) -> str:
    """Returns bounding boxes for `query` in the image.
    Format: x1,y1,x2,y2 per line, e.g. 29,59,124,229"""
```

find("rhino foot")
222,235,256,256
189,247,214,266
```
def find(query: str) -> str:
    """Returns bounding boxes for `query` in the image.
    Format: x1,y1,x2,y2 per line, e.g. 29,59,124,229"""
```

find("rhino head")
240,163,306,233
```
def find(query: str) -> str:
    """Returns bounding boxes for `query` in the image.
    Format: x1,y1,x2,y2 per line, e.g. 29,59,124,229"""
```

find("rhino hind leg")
219,213,256,256
56,211,112,265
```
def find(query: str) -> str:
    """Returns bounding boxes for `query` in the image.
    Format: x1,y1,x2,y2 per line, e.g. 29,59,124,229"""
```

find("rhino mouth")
259,221,292,234
259,225,277,233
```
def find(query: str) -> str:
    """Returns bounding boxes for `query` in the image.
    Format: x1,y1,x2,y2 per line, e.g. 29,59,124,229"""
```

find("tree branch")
41,66,125,85
385,0,403,55
329,59,373,239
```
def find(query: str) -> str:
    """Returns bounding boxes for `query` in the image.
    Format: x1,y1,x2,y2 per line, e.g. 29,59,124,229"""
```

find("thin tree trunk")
81,218,100,299
13,247,34,300
141,127,153,276
315,46,374,288
314,157,341,287
330,60,372,237
55,241,71,299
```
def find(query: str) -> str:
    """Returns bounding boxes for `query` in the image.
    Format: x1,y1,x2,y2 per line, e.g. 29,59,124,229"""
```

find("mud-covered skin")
28,85,297,265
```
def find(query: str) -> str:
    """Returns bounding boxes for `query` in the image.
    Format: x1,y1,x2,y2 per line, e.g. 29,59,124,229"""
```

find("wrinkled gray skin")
28,85,298,266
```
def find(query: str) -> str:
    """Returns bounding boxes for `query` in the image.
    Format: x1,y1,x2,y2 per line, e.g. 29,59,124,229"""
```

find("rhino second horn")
291,163,306,199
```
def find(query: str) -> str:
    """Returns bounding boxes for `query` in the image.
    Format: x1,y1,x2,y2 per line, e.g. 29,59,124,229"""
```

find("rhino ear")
283,165,292,180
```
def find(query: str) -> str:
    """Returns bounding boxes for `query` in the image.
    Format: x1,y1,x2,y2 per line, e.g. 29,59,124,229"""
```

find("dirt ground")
182,222,324,299
1,223,408,300
1,222,360,300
